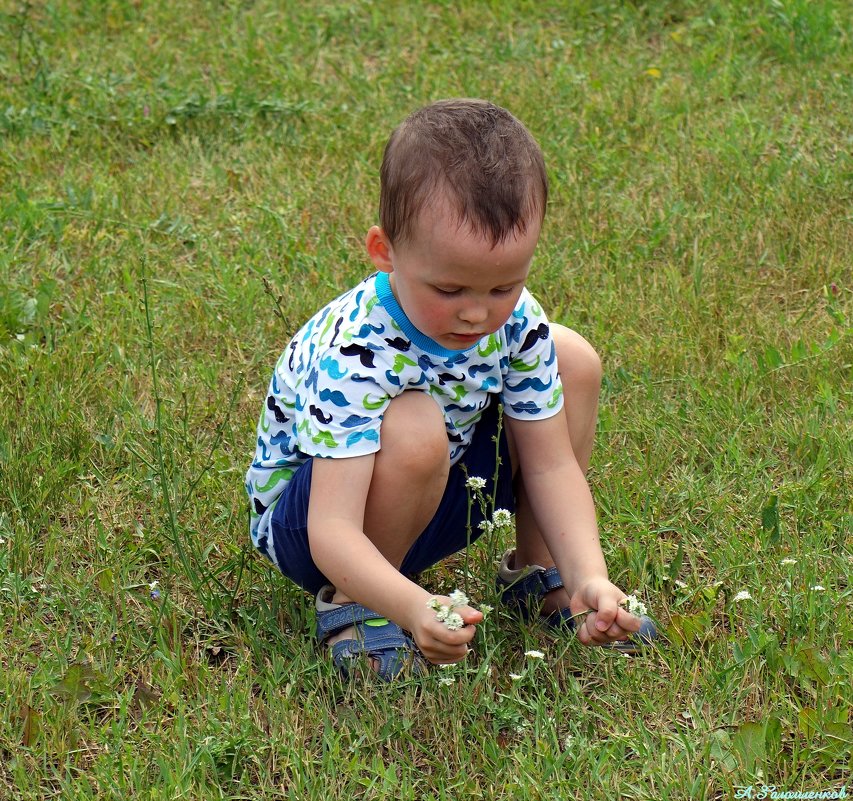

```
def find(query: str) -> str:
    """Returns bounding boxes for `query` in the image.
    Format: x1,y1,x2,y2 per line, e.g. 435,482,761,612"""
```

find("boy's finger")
430,619,477,644
459,605,484,624
593,598,619,631
614,606,642,632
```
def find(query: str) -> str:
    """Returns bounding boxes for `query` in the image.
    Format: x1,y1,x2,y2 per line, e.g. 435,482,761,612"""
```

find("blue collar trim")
374,272,474,358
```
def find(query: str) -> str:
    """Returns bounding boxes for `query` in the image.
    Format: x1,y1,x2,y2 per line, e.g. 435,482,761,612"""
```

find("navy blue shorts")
269,398,514,595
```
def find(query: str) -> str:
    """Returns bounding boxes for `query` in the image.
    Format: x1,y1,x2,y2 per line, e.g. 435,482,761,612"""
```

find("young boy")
246,99,655,680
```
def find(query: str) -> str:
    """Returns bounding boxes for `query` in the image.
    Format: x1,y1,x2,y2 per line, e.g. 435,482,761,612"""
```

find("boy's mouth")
448,333,485,344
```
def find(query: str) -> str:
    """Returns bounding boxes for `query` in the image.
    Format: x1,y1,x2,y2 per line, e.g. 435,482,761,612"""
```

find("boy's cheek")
417,300,453,329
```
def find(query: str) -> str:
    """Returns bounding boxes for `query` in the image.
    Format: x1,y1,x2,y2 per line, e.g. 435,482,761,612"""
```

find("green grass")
1,0,851,798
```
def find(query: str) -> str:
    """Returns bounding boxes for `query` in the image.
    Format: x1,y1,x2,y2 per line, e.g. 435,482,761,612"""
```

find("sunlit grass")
1,1,850,798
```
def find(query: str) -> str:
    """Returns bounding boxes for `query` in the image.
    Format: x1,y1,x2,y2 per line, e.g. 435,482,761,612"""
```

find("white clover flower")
429,589,475,630
732,590,752,602
445,612,465,631
811,585,826,591
622,594,647,617
448,589,469,607
492,508,512,528
465,476,487,490
780,558,798,566
509,673,523,681
524,649,545,660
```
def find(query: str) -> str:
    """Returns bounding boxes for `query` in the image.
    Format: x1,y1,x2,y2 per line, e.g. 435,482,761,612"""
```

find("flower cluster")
621,594,647,617
427,589,470,631
478,507,513,535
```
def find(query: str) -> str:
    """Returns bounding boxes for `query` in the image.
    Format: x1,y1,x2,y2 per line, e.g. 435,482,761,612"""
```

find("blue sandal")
315,585,427,680
496,550,658,654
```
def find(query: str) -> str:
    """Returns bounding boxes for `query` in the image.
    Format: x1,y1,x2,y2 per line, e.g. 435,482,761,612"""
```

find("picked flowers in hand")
621,594,647,617
428,589,473,631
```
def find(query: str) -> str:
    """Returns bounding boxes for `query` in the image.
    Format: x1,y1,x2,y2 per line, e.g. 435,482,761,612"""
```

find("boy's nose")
459,304,488,325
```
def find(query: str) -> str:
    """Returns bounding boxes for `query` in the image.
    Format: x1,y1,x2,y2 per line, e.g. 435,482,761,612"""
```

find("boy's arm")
307,454,481,663
504,412,641,644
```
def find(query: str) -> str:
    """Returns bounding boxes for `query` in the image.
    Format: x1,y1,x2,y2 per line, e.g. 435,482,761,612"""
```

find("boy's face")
367,200,540,351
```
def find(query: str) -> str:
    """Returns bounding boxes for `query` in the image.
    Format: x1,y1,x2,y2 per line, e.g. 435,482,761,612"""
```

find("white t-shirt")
246,271,564,564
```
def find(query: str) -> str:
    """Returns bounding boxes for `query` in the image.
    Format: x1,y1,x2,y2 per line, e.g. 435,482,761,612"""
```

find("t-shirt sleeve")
290,343,397,459
500,289,565,419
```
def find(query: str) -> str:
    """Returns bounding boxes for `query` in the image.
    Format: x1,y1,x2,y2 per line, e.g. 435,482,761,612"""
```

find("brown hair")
379,99,548,247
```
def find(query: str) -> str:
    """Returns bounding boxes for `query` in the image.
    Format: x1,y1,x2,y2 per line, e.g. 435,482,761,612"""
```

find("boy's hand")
408,597,483,665
569,577,642,647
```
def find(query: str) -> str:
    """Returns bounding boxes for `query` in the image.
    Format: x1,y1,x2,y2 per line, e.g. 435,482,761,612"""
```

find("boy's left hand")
569,577,642,647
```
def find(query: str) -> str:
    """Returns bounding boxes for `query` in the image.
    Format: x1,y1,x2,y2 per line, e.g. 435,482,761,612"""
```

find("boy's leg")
508,323,602,614
325,391,450,642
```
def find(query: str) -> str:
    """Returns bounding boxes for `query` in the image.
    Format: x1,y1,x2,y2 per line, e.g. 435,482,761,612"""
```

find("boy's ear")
365,226,394,273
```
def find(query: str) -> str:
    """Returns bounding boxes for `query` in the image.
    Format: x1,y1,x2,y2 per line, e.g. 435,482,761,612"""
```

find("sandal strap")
539,566,564,594
315,592,427,680
502,564,564,599
316,602,386,642
331,628,420,678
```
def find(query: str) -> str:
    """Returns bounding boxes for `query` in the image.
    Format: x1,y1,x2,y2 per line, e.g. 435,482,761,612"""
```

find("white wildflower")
622,594,647,617
148,580,159,591
780,558,797,566
465,476,486,490
674,580,688,589
445,612,464,631
524,649,545,660
438,675,455,686
0,537,5,545
811,585,825,591
429,589,474,630
492,508,512,528
509,673,523,680
478,520,494,534
732,590,752,602
448,589,469,607
479,604,493,616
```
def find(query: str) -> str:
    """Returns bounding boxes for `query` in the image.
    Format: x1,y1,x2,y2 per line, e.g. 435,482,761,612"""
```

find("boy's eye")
434,287,462,296
493,287,515,296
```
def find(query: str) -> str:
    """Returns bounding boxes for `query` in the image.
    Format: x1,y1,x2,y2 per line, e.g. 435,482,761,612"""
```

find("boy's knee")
380,392,449,474
551,324,602,393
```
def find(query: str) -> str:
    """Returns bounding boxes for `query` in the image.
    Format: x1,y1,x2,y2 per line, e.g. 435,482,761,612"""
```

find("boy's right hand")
409,597,483,664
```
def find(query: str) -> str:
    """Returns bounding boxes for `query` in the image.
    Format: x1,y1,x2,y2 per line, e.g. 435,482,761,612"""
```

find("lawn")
0,1,850,798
